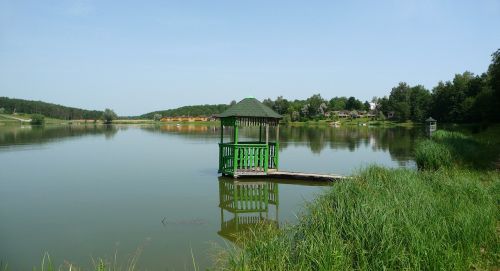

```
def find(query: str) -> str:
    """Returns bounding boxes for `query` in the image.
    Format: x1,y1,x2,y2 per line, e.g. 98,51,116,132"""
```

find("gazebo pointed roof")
425,117,436,122
218,98,282,119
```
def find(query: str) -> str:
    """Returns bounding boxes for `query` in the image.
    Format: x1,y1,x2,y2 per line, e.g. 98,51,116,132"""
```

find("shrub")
30,114,45,125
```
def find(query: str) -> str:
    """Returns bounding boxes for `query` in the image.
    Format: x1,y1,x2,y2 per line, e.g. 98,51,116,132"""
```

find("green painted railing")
219,142,279,176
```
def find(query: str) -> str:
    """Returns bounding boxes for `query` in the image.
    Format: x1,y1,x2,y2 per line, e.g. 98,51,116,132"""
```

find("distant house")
365,111,376,119
161,116,209,122
387,111,395,119
335,110,350,118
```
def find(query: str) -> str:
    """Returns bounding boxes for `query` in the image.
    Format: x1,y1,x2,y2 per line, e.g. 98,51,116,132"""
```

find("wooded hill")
0,97,102,120
140,104,230,119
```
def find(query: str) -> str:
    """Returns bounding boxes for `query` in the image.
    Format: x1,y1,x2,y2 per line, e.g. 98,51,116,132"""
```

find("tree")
409,85,431,122
282,114,291,124
363,101,370,111
30,114,45,125
153,113,162,121
290,110,300,121
345,97,363,110
388,83,431,122
272,96,289,115
377,111,386,121
0,107,5,114
102,109,117,124
262,98,274,109
487,49,500,121
306,94,326,117
328,97,347,111
430,73,474,122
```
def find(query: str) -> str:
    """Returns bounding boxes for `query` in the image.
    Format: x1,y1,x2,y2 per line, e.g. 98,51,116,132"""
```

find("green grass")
217,167,499,270
5,248,144,271
415,130,499,170
217,130,500,270
415,139,454,170
287,118,418,127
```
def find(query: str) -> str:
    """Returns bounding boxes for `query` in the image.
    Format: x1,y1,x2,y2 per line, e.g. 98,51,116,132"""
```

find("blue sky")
1,0,499,115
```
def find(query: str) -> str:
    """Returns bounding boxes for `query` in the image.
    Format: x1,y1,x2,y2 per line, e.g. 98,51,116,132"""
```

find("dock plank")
268,171,348,181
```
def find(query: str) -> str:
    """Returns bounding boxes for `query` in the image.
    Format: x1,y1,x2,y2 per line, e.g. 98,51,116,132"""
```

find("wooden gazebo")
425,117,437,136
217,98,282,177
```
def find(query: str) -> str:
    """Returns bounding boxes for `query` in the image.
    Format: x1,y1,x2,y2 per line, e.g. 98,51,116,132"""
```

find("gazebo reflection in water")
218,177,279,243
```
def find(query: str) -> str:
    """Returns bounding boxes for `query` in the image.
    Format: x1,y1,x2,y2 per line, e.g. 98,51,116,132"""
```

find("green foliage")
328,96,347,111
0,97,102,120
141,104,229,119
102,108,117,124
432,130,497,169
383,82,431,122
415,140,453,170
0,107,5,114
345,96,363,110
96,259,105,271
30,114,45,125
377,111,386,120
487,49,500,121
415,130,498,170
220,167,499,270
153,113,162,121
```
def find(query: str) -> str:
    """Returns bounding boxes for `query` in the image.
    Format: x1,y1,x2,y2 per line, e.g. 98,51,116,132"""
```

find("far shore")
2,113,491,128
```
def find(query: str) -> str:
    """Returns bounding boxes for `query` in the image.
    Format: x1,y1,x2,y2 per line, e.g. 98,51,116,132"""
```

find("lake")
0,124,425,270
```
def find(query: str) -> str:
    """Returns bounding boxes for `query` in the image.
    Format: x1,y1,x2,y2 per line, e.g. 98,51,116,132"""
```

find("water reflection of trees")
0,125,119,147
142,125,425,164
218,177,279,244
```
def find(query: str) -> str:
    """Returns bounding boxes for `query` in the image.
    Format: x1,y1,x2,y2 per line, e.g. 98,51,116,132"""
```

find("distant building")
333,110,350,118
161,116,209,122
387,111,395,119
365,111,376,119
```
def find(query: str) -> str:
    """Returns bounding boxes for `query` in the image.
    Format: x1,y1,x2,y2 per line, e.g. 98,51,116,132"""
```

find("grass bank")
216,130,500,270
415,130,499,170
288,118,417,127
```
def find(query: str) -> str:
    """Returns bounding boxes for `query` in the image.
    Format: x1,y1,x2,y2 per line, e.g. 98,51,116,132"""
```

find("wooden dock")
232,169,348,181
268,171,348,181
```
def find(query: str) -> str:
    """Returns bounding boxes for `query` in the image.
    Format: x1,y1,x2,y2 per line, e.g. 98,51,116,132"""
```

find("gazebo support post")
233,121,239,175
275,124,280,169
259,125,262,143
265,123,269,173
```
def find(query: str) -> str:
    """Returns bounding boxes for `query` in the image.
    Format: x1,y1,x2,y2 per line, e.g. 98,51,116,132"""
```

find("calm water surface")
0,124,425,270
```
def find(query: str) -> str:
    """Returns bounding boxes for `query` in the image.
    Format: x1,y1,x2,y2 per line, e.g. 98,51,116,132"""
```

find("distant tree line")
261,49,500,123
378,49,499,123
141,104,230,119
0,97,103,120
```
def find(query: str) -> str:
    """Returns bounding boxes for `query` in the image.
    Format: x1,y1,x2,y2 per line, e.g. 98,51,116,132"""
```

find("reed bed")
218,166,499,270
218,130,500,270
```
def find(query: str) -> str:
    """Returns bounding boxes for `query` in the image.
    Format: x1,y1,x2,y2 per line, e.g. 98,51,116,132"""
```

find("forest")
140,104,230,119
0,97,102,120
262,49,500,123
